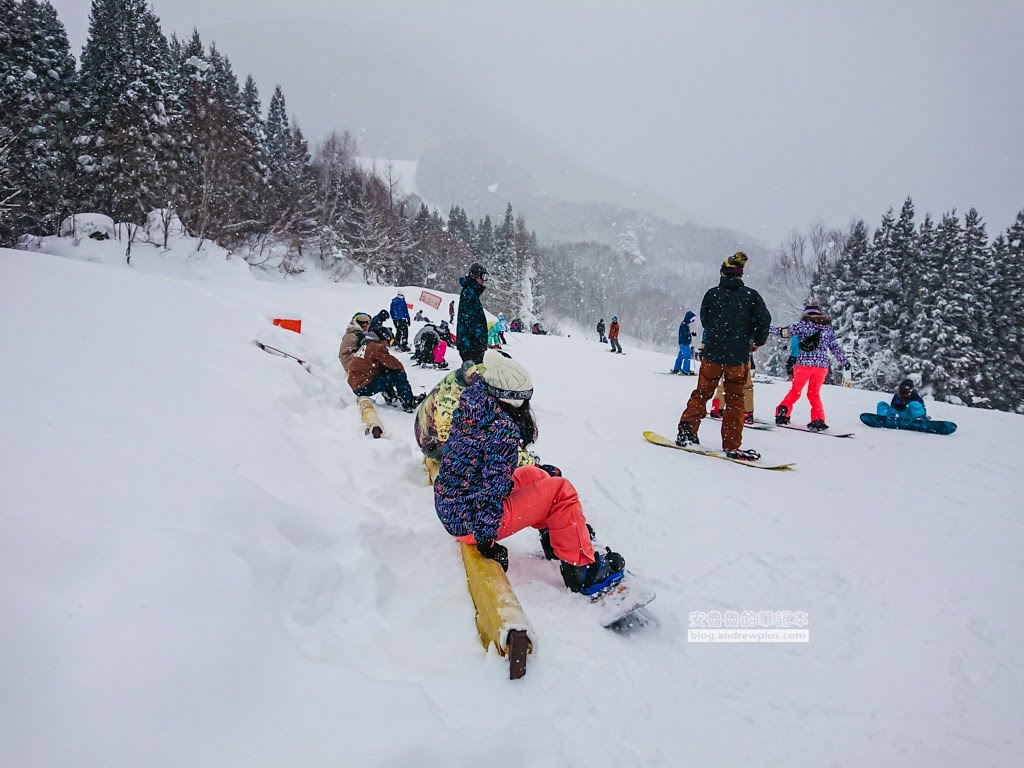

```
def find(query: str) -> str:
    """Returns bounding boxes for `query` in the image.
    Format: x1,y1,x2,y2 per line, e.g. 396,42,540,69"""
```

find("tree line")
763,200,1024,412
0,0,546,319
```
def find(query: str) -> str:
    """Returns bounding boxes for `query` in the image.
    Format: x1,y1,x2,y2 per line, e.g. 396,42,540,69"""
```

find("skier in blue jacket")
389,292,411,351
670,311,697,375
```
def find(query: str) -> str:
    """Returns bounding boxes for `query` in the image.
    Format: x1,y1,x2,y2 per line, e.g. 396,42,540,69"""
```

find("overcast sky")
52,0,1023,243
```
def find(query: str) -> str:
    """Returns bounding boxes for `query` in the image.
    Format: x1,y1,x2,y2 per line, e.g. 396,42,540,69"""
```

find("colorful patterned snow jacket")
416,362,536,466
434,380,524,545
769,316,848,369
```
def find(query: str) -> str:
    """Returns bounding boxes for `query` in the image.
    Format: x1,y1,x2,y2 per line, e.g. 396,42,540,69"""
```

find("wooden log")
425,457,533,679
357,396,383,438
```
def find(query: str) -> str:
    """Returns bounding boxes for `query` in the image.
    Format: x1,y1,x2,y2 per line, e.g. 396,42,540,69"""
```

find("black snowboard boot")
560,547,626,596
807,419,829,432
402,393,426,413
382,390,399,407
726,448,761,461
676,425,700,447
775,405,790,425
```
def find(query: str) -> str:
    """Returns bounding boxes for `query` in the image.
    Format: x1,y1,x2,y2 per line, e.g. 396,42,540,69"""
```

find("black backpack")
798,330,821,352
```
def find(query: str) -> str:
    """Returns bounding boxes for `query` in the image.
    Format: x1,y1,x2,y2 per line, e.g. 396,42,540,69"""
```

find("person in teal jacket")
876,379,927,423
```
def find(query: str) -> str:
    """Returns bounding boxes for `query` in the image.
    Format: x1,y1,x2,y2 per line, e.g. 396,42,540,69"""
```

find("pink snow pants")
457,465,596,566
433,340,447,364
779,366,829,422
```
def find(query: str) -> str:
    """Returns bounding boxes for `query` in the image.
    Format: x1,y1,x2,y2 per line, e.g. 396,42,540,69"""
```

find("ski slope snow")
1,242,1021,767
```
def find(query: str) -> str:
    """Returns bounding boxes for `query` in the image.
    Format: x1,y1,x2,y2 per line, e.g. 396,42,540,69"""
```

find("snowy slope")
1,243,1022,768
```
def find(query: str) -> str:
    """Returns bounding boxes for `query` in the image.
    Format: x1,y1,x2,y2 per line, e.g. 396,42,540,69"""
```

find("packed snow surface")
1,238,1021,767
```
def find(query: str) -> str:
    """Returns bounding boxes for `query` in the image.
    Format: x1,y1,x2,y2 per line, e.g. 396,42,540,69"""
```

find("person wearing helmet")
457,263,489,364
876,378,927,424
348,325,424,413
433,350,626,595
608,316,622,353
339,312,372,373
390,292,411,351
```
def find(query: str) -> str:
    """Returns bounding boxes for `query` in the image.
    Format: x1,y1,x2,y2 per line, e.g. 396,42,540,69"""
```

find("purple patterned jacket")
769,318,848,369
434,380,521,545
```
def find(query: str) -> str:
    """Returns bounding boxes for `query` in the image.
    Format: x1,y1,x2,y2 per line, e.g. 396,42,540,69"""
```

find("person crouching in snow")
433,351,626,595
348,326,425,412
770,302,849,431
877,379,927,423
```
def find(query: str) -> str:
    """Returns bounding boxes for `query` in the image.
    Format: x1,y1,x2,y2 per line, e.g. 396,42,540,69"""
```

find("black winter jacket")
699,276,771,365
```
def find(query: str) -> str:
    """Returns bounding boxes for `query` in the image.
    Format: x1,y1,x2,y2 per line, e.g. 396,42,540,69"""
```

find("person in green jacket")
675,252,771,461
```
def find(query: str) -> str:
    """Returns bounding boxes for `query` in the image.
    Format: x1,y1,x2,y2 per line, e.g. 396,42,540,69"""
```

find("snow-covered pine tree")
77,0,174,258
815,219,871,380
994,211,1024,411
927,210,976,403
0,0,78,240
960,208,994,406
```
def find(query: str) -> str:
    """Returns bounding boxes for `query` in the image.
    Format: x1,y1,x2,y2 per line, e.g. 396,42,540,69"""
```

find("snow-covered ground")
1,237,1022,767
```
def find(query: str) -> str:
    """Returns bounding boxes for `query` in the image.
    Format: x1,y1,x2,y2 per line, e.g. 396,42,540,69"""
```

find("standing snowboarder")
670,311,697,374
389,292,411,351
770,303,849,431
597,319,607,343
433,351,625,594
675,252,770,461
449,300,455,323
456,263,489,365
608,316,622,353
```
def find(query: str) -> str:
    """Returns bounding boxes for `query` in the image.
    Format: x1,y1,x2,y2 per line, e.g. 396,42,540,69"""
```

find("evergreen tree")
77,0,175,256
0,0,78,240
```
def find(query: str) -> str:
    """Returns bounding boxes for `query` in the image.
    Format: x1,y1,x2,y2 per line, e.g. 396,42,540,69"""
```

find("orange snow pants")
457,465,596,566
779,366,829,422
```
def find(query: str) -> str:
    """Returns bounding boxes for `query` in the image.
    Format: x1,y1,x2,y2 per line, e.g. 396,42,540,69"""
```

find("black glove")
538,463,562,477
476,540,509,572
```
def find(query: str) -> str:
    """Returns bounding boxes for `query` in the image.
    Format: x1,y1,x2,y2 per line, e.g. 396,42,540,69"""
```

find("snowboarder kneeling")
433,351,625,595
877,379,927,423
348,326,424,412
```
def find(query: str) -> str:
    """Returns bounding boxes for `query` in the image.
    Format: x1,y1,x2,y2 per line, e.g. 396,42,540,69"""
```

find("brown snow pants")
679,360,750,451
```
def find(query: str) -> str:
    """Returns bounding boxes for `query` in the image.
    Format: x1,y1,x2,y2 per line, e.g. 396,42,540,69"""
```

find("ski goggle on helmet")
353,312,371,327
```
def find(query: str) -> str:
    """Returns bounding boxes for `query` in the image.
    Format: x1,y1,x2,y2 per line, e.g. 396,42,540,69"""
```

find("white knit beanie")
482,350,533,408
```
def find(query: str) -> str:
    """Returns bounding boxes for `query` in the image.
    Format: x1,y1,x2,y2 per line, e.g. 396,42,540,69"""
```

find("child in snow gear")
670,311,697,374
597,319,607,343
876,379,927,424
488,321,503,348
770,303,849,431
389,292,411,351
676,253,770,461
434,351,625,595
339,312,371,373
496,314,510,345
609,317,622,353
348,327,424,412
412,324,449,369
457,263,488,364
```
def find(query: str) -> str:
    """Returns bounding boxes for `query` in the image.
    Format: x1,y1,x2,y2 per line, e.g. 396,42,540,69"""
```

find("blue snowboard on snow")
859,413,957,435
